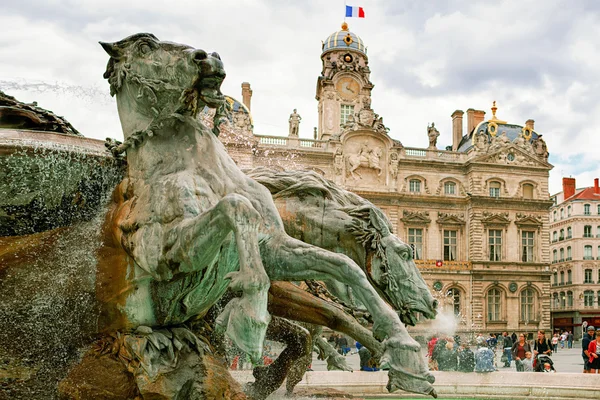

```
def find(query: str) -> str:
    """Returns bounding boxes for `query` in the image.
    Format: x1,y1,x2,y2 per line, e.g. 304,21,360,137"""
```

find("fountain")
0,34,439,399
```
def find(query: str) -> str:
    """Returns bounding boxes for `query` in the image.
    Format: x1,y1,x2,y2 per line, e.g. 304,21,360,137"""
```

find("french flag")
345,5,365,18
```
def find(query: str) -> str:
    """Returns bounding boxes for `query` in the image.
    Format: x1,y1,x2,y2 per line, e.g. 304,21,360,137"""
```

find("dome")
322,22,367,55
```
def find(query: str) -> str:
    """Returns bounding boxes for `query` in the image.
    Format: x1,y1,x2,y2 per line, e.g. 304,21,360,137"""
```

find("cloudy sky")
2,0,599,194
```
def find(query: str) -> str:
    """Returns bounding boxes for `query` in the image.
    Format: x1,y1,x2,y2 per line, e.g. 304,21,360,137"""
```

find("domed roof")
322,22,367,55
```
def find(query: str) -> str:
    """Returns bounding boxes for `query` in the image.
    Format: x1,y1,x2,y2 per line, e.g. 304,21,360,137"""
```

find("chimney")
451,110,464,151
595,178,599,194
241,82,252,111
473,109,486,128
563,177,576,200
525,119,535,130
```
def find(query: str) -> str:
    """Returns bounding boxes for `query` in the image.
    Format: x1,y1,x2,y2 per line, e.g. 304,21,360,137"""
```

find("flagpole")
344,0,347,23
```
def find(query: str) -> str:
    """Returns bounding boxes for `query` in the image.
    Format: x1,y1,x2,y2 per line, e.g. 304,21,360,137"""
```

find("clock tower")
316,22,373,141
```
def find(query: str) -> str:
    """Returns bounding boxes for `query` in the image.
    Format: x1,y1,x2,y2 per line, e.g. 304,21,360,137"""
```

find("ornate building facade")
550,178,600,339
209,23,554,336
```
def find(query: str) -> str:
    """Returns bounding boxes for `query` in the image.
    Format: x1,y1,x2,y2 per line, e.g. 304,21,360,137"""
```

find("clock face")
335,77,360,101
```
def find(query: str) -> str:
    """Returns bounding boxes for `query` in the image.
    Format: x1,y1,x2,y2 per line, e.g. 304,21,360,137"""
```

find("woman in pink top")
588,331,600,373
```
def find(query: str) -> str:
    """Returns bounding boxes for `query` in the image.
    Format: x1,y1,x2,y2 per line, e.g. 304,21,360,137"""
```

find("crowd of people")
427,330,557,373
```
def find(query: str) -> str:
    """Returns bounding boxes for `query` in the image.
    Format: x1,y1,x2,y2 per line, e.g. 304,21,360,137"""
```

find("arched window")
553,210,557,221
489,181,501,198
598,204,600,215
597,226,600,238
585,204,591,215
585,245,593,260
560,291,566,308
553,231,558,241
568,269,572,283
559,248,564,262
584,225,592,238
560,208,564,219
487,288,502,321
567,246,572,260
448,288,461,316
567,226,572,238
584,290,594,306
560,270,565,283
585,269,593,283
409,179,421,193
523,184,534,199
520,288,535,321
567,291,573,307
552,249,557,263
568,206,572,216
552,292,559,307
553,271,557,285
559,229,565,240
444,181,456,195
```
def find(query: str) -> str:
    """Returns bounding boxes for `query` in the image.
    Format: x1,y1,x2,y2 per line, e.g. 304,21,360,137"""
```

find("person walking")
511,333,532,372
587,331,600,373
533,330,552,370
501,332,513,367
583,326,596,373
567,331,574,349
551,333,559,353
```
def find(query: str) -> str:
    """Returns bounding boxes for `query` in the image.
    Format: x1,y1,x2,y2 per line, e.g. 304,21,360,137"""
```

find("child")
522,351,533,372
543,362,555,373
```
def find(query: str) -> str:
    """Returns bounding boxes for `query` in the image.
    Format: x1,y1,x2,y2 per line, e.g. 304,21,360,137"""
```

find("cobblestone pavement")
310,342,588,374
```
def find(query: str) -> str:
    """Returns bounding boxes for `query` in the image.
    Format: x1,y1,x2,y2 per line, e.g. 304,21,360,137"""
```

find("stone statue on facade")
533,135,549,161
372,113,389,134
474,129,488,152
341,112,358,131
346,142,383,179
289,108,301,136
333,147,344,176
427,123,439,149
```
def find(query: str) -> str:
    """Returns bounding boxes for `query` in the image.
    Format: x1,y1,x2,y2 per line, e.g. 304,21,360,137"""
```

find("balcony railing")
415,260,472,270
584,256,594,260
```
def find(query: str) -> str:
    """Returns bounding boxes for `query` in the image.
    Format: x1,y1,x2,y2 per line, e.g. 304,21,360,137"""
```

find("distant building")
550,178,600,339
210,23,554,336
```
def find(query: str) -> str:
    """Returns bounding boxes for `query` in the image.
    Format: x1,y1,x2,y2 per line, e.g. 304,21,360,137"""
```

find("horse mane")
247,168,394,236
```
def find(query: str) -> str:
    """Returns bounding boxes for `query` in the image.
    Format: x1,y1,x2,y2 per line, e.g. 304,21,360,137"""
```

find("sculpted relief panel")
342,136,386,185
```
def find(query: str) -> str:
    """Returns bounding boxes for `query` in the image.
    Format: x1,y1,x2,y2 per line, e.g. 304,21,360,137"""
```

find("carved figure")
475,129,488,152
533,135,549,161
95,33,433,398
346,143,383,179
373,114,388,133
389,152,399,180
341,112,358,131
247,169,438,397
288,108,301,136
333,148,344,176
427,123,439,149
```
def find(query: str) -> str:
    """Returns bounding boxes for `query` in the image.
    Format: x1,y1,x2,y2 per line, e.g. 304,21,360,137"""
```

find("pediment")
401,210,431,224
437,212,466,225
515,213,543,227
472,145,548,168
481,211,511,225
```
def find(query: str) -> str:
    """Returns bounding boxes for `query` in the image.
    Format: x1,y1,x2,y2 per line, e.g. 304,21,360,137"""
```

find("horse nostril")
432,299,439,309
192,49,208,62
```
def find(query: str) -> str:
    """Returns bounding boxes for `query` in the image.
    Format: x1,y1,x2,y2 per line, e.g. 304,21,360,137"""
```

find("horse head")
100,33,226,139
347,205,437,326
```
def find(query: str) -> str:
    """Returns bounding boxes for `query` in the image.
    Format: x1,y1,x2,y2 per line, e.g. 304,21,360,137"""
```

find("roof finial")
488,100,507,124
341,21,349,31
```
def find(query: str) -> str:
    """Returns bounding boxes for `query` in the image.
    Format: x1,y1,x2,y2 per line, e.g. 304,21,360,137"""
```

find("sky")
2,0,599,195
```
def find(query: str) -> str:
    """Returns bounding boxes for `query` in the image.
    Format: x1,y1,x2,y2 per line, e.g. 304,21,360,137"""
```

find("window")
584,225,592,238
559,229,564,240
567,226,572,238
559,248,564,262
560,271,564,284
584,290,594,306
598,246,600,260
407,228,423,260
597,226,600,238
553,272,557,285
568,206,572,216
560,291,566,308
444,181,456,195
598,269,600,284
585,245,593,260
489,181,501,198
487,288,502,321
567,246,572,260
553,292,559,307
560,208,564,219
598,291,600,307
409,179,421,193
523,184,534,199
443,230,457,261
568,269,572,283
449,288,461,316
567,291,573,306
553,231,558,241
553,211,557,221
585,204,591,215
489,230,502,261
520,288,535,321
585,269,593,283
340,104,355,125
553,249,557,263
598,204,600,215
521,231,534,262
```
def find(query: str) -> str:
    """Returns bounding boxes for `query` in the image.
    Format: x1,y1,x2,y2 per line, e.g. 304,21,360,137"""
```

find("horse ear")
100,41,122,58
369,207,391,236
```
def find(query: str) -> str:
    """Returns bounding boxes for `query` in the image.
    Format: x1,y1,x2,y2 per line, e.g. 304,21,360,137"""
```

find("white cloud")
1,0,599,194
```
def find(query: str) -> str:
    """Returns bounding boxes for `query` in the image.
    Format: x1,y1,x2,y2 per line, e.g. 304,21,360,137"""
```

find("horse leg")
261,238,436,397
165,193,270,363
244,317,310,400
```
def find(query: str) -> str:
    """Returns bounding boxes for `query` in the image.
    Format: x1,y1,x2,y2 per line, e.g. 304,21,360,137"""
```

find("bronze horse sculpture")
88,33,436,398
